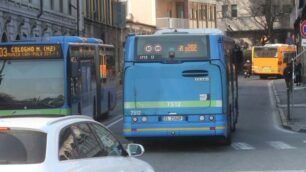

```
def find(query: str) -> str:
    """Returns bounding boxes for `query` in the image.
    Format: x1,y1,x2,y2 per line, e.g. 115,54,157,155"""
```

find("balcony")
156,17,189,29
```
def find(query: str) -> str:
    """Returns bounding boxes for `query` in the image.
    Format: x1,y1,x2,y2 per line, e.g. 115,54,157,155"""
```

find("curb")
271,81,306,133
271,81,289,130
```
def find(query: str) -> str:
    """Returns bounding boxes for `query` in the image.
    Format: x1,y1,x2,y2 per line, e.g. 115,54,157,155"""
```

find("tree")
249,0,287,44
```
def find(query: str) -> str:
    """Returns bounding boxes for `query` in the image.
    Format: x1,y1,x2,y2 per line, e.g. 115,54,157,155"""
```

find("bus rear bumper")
123,122,227,138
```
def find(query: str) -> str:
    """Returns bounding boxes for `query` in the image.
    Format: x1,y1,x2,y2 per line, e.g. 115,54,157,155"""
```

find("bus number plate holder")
162,116,184,122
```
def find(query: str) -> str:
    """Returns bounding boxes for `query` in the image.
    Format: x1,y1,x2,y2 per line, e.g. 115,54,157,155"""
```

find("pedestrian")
234,44,243,74
283,61,293,90
295,58,302,86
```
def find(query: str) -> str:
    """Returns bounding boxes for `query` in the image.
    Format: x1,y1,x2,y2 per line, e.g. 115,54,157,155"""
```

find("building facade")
125,0,156,34
0,0,79,42
82,0,126,78
156,0,217,29
217,0,294,47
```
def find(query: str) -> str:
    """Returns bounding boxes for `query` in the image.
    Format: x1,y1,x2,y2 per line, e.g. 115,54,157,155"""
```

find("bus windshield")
0,59,64,110
135,35,209,61
254,47,277,58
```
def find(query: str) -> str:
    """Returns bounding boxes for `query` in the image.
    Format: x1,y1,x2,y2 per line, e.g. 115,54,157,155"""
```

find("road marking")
106,117,123,128
268,141,296,149
239,170,306,172
231,142,255,150
277,104,306,108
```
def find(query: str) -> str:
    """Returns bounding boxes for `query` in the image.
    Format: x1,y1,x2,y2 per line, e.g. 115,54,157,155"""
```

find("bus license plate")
162,116,184,122
262,67,271,72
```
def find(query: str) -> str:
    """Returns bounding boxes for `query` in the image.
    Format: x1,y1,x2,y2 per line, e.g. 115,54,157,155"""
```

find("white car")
0,115,154,172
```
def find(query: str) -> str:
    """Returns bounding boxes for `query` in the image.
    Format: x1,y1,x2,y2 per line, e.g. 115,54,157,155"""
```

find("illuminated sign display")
0,44,62,59
177,43,198,53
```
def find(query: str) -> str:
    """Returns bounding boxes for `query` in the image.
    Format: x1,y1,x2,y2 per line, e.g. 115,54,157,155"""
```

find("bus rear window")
0,129,46,164
135,35,209,61
254,47,277,58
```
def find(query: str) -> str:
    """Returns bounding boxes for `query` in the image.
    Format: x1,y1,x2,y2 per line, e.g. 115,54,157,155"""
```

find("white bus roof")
154,29,224,35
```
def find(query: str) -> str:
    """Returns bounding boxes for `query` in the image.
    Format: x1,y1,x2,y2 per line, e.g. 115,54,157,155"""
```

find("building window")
167,10,172,17
68,0,72,15
201,5,207,20
231,4,237,18
222,5,228,18
60,1,64,13
176,2,184,18
50,0,54,10
193,8,197,19
282,4,292,14
210,6,214,21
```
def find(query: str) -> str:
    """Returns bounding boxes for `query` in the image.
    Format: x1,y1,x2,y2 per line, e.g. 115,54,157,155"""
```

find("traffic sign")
300,20,306,38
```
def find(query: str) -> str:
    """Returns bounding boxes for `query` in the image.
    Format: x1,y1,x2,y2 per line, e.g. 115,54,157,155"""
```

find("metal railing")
156,17,189,29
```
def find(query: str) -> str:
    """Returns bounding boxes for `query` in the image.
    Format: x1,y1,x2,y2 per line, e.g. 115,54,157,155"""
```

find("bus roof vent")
154,29,224,35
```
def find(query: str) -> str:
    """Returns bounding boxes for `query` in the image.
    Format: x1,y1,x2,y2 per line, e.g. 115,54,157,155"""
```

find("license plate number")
262,67,271,72
162,116,184,122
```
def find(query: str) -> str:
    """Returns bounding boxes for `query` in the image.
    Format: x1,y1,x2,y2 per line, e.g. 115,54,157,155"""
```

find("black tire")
260,75,267,79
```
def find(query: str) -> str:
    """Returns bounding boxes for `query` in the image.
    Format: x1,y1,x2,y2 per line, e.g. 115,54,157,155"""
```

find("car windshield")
0,59,64,110
0,129,46,164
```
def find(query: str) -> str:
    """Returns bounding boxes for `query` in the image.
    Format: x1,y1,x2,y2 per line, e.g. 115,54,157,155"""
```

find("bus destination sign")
0,44,62,59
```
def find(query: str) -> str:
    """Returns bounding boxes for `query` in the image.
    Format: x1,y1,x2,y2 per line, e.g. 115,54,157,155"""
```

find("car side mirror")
126,143,145,157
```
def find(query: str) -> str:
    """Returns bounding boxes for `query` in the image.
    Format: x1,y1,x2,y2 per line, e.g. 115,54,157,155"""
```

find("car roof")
0,115,94,132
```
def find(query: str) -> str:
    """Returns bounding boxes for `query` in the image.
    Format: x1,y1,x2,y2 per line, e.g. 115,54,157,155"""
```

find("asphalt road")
104,77,306,172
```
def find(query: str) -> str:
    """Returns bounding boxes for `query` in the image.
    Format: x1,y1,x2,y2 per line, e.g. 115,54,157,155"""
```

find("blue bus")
123,29,238,144
0,36,117,120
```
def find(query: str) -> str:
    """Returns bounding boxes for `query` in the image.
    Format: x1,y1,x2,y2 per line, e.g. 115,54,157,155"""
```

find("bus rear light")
278,61,282,65
208,115,215,121
0,127,10,132
210,127,216,130
141,116,148,122
132,117,138,123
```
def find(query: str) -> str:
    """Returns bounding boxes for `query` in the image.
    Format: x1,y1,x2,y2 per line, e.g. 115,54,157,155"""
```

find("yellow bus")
251,44,296,79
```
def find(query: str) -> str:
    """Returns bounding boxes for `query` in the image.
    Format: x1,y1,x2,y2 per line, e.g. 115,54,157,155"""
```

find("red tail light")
0,127,10,132
278,61,282,65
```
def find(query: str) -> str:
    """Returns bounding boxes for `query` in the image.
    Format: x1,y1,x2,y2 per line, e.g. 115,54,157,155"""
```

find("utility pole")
70,0,80,36
76,0,79,36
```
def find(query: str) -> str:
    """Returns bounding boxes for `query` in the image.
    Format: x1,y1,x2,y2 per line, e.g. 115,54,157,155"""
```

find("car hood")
0,164,45,172
129,157,155,172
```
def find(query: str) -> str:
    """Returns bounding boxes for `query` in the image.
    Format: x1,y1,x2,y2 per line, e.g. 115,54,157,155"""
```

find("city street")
104,77,306,172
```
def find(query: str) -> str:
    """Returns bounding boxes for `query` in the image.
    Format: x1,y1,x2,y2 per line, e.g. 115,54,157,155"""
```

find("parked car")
0,115,154,172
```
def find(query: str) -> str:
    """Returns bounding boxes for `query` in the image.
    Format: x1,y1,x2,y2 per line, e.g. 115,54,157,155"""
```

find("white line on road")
231,142,255,150
239,170,306,172
268,141,296,149
106,117,123,128
277,104,306,108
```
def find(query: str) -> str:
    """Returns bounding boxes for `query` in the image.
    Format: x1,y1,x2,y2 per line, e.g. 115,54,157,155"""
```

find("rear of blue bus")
123,33,229,140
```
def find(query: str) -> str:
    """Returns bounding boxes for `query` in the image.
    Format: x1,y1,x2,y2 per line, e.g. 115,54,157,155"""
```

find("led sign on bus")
0,44,62,59
177,43,198,53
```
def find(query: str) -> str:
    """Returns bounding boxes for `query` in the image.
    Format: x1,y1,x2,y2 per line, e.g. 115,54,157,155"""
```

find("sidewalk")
272,79,306,132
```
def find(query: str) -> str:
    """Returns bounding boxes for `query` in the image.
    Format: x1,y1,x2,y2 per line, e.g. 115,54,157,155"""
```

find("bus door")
69,45,96,117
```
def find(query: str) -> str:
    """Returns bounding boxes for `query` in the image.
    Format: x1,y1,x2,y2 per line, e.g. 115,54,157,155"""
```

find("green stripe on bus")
124,100,222,109
0,108,71,116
